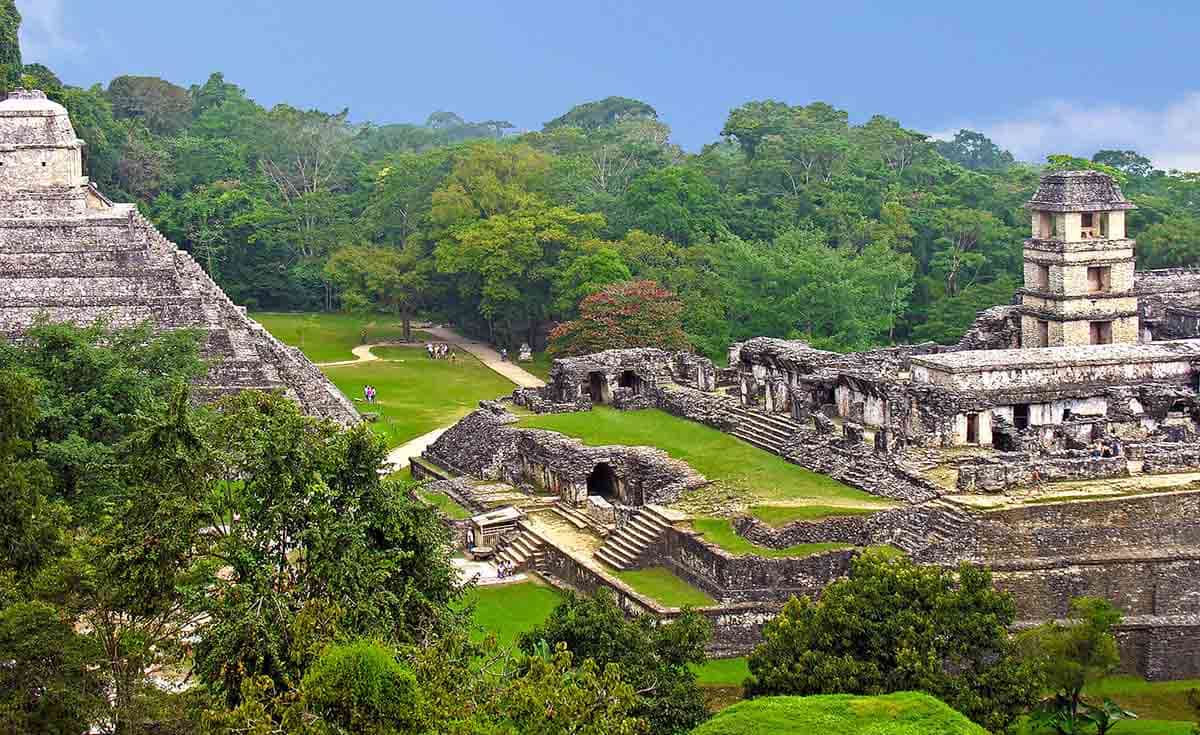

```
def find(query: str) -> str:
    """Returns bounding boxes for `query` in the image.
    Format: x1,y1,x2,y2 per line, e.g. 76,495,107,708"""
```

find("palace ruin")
423,169,1200,679
0,90,358,425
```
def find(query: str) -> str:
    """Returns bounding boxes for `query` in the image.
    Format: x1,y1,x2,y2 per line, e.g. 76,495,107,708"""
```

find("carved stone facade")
0,90,358,425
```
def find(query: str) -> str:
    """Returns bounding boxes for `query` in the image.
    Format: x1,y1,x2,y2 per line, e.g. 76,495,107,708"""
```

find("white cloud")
15,0,82,62
937,92,1200,172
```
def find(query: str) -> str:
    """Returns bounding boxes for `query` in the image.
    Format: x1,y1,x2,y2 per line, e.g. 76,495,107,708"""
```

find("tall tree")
549,280,690,356
0,0,19,96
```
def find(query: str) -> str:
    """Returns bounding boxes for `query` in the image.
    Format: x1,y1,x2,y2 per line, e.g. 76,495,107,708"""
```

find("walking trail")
315,326,544,471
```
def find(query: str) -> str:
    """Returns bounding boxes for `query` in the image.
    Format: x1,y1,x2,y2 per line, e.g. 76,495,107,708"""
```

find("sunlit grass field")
521,407,887,508
251,311,424,362
322,345,514,448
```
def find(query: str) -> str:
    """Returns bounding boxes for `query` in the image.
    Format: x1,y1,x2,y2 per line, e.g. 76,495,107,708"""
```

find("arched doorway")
586,462,618,500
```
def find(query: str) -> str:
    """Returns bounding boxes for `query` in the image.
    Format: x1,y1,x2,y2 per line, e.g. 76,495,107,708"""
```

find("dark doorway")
588,372,606,403
1013,404,1030,431
587,462,618,500
966,413,979,445
618,369,639,393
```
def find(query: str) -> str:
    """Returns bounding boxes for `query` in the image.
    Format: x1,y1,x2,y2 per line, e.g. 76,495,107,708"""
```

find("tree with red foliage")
549,280,690,356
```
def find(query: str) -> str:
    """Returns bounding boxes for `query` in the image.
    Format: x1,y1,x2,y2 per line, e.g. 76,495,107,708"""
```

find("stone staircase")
728,406,803,454
496,526,547,571
551,502,593,529
594,505,677,571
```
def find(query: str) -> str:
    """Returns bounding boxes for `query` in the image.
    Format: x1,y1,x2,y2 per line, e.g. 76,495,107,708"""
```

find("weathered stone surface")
424,403,706,506
0,90,359,426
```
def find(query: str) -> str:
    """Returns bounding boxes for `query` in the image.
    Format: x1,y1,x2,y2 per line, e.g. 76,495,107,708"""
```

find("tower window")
1081,212,1098,239
1090,321,1113,345
1087,266,1111,293
1037,211,1053,238
1037,320,1050,347
1099,212,1110,238
1034,264,1050,290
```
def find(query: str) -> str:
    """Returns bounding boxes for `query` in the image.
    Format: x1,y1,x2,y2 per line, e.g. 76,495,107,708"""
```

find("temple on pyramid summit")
0,89,359,425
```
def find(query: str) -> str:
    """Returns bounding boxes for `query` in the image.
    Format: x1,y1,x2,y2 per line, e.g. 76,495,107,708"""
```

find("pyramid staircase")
728,406,803,454
495,526,547,572
594,505,678,571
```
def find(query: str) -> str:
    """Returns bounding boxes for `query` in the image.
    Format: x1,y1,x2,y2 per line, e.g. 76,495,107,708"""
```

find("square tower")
1019,170,1138,348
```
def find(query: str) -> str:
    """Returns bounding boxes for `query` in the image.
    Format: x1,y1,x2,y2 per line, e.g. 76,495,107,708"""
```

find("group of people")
362,385,378,403
426,342,457,362
1090,435,1123,458
496,560,519,578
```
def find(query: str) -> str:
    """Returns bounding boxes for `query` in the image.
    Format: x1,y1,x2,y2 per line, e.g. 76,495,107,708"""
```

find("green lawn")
418,490,470,520
693,657,750,687
612,566,716,607
251,311,429,363
469,581,564,648
749,504,882,526
322,345,514,448
521,407,884,507
693,692,988,735
693,518,850,558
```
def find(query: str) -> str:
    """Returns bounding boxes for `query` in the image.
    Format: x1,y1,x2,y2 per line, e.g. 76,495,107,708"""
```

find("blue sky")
17,0,1200,169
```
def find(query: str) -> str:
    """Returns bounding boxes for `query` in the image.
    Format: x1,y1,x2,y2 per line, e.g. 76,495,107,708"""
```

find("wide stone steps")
594,505,675,571
728,407,803,455
551,502,592,529
496,528,546,571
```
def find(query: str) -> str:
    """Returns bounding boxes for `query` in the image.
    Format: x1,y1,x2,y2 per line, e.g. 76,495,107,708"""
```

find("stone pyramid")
0,90,359,425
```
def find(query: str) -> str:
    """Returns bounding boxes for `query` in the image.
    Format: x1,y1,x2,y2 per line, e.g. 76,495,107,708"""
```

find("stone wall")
423,402,706,506
536,543,780,656
1116,615,1200,680
992,553,1200,620
732,514,871,548
955,452,1128,492
656,525,856,604
966,491,1200,562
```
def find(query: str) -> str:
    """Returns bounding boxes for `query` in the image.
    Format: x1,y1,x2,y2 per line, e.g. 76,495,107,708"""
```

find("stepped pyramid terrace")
0,90,358,425
419,169,1200,680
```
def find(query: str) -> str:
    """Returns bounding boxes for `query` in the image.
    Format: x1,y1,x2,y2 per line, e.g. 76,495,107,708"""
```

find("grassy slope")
251,311,424,363
418,490,470,520
322,345,514,448
692,692,988,735
750,504,880,526
613,567,716,607
520,407,881,506
693,518,849,558
469,581,564,648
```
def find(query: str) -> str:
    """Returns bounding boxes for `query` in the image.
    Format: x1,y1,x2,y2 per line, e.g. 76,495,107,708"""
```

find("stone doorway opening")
618,369,640,394
966,413,980,445
588,372,606,403
587,462,618,500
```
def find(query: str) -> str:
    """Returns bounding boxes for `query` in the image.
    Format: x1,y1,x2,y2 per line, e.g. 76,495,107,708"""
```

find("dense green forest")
4,3,1200,359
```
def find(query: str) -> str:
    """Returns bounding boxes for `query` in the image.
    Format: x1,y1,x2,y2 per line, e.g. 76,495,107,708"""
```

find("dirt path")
421,326,546,389
315,343,389,367
314,326,543,469
384,426,450,471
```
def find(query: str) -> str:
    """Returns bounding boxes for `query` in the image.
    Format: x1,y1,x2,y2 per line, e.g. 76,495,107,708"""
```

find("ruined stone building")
0,90,358,424
423,169,1200,678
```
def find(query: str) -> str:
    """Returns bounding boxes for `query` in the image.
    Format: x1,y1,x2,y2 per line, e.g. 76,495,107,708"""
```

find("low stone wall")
955,452,1128,492
651,384,739,432
969,491,1200,562
1116,615,1200,680
657,526,856,604
732,514,871,548
1142,443,1200,473
536,543,779,656
994,553,1200,620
